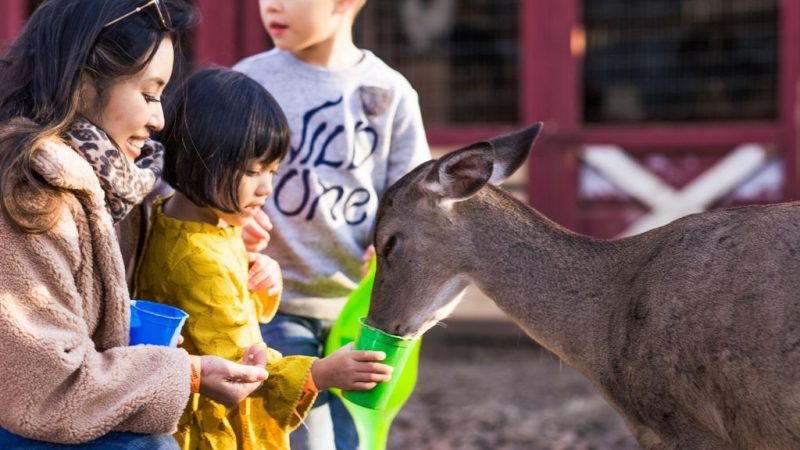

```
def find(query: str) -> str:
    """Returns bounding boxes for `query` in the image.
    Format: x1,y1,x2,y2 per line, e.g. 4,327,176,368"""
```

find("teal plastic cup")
343,317,419,410
129,300,188,347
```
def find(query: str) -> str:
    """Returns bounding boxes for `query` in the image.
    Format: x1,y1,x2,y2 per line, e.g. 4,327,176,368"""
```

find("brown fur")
0,139,190,443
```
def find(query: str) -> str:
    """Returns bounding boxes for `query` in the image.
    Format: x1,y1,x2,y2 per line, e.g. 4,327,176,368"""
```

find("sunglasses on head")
103,0,172,30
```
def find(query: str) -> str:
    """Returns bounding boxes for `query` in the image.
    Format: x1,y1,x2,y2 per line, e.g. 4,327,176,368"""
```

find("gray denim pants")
261,313,359,450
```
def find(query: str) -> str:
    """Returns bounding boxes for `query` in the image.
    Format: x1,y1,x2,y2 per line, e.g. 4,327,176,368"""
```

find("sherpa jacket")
0,139,190,444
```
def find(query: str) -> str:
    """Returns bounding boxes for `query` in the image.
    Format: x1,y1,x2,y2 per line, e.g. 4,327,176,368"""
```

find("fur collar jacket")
0,138,190,444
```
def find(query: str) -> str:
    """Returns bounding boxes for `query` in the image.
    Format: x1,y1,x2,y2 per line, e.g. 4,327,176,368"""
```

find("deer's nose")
366,317,402,337
390,322,417,338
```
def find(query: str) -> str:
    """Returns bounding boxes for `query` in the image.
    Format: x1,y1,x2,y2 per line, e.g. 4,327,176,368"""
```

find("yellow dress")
135,197,317,450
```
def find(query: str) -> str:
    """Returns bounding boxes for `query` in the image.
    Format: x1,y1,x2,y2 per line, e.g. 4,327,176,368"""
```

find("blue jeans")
261,313,358,450
0,428,179,449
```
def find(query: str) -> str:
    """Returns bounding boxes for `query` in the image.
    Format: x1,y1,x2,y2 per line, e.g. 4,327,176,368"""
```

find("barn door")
527,0,800,238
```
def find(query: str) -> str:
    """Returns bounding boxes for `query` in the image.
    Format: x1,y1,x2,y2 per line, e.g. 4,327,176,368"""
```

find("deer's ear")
487,122,542,184
426,144,494,201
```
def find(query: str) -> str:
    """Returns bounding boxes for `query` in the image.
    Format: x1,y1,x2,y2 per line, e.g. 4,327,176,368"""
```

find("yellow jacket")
135,198,317,449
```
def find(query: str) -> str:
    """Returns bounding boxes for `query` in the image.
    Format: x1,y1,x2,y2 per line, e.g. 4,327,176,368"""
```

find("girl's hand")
248,253,281,295
242,209,272,252
361,245,376,278
240,344,268,368
310,343,393,391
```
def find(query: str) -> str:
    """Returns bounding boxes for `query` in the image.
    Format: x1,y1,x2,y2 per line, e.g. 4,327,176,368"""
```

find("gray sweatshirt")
234,49,430,320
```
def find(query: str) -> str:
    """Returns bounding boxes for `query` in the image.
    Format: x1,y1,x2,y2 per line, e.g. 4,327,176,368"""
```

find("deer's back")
600,202,800,446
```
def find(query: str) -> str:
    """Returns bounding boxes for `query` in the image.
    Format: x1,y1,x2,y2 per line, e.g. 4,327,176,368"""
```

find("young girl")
135,68,393,450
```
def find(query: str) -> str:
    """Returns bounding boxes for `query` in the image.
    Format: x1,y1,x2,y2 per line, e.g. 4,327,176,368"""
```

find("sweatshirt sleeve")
0,224,190,444
385,86,431,190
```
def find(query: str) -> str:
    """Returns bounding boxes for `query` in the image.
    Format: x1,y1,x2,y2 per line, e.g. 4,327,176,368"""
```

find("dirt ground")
386,320,640,450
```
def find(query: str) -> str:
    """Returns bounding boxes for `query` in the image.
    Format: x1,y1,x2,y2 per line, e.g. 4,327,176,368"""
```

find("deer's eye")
382,234,399,258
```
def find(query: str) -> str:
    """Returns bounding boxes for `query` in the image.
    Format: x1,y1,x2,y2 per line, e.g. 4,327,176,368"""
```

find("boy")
234,0,430,449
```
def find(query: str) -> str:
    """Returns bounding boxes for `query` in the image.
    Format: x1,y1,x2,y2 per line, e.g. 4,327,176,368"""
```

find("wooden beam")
239,0,269,59
779,0,800,200
525,0,580,230
194,0,237,68
582,124,779,153
0,0,26,49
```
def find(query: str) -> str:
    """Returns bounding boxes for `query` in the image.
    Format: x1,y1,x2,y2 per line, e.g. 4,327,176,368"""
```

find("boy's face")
258,0,346,54
214,159,280,227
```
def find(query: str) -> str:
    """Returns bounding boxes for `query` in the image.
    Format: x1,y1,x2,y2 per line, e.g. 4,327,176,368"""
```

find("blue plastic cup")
129,300,188,347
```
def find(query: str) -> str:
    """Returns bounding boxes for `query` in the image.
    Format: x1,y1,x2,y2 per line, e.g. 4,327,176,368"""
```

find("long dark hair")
161,68,291,214
0,0,197,232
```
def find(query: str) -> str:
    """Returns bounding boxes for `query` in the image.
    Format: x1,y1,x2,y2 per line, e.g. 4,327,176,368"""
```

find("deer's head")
368,123,543,337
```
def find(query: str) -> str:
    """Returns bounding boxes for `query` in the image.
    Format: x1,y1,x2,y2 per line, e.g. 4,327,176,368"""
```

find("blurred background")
2,0,796,448
3,0,791,239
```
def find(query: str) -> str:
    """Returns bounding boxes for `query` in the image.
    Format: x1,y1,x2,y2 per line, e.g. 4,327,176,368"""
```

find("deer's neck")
466,191,631,373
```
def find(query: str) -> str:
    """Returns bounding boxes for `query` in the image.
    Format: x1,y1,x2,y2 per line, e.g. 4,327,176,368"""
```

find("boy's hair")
161,68,290,213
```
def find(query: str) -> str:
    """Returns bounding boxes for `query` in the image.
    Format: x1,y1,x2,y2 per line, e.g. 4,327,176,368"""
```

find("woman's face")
81,37,174,161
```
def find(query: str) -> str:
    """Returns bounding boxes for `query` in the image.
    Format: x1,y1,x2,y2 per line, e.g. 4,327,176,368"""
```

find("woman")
0,1,269,448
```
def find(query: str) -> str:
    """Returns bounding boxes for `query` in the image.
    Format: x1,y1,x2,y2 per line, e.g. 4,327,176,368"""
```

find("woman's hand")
248,253,281,295
190,353,268,407
310,343,393,391
242,209,272,253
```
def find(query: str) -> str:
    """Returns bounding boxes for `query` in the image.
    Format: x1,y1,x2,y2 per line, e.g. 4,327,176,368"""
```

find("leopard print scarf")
63,117,164,223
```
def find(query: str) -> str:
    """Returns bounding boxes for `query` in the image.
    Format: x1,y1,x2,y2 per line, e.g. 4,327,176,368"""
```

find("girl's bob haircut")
161,67,290,213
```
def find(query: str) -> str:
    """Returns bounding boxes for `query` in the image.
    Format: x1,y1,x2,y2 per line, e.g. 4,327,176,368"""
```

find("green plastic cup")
343,317,419,410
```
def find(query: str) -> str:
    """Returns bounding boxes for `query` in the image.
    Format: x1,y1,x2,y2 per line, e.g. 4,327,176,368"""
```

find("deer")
365,123,800,450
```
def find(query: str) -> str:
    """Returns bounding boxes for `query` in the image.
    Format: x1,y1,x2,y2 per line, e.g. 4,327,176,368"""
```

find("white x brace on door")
582,144,769,237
